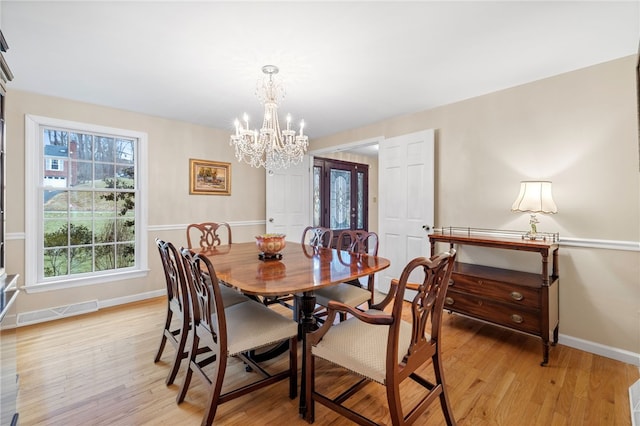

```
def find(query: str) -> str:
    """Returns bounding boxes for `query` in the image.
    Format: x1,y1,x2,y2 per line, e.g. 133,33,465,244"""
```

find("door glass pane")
357,172,364,229
313,166,321,227
330,169,350,230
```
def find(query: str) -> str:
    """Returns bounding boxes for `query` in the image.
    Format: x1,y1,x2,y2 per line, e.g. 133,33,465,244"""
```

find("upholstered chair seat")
223,300,298,356
313,280,371,311
311,308,413,384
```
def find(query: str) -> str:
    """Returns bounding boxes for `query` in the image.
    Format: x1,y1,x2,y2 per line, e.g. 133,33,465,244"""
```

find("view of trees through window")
42,128,137,278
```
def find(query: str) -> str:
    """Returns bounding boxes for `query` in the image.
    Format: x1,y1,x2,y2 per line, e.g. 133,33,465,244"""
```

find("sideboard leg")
541,341,550,366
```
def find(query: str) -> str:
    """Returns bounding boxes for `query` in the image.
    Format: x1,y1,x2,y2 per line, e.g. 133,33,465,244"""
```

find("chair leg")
176,331,198,404
386,384,404,426
201,357,226,426
154,308,173,362
304,347,315,423
433,352,456,426
166,322,189,385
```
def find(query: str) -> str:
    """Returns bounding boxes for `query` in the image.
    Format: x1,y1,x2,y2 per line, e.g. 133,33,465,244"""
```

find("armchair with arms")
304,250,457,426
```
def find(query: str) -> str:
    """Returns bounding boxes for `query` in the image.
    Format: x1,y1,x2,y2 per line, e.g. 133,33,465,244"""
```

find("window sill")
22,269,150,293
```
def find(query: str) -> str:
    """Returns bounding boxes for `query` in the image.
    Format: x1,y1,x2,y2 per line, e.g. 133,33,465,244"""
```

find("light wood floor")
17,297,638,425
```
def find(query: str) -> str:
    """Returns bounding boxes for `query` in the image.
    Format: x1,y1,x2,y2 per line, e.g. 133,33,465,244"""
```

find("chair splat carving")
186,222,232,251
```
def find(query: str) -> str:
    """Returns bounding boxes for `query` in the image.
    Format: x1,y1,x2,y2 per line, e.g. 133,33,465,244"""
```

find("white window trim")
24,114,149,292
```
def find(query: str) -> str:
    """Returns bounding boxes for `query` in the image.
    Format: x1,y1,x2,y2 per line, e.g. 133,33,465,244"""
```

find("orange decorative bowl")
255,233,287,256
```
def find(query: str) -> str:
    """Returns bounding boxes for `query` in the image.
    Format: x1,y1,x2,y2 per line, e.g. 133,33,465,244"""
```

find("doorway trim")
310,136,384,157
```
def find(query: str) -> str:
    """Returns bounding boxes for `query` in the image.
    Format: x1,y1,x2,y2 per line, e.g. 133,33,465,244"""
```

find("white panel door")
378,130,434,300
265,156,311,242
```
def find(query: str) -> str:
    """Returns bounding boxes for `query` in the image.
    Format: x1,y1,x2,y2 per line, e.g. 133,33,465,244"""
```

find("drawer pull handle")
510,314,524,324
510,291,524,301
445,297,454,306
448,279,455,287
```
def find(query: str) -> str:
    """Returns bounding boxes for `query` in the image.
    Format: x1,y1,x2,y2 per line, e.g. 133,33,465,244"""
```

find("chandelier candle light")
230,65,309,171
511,180,558,240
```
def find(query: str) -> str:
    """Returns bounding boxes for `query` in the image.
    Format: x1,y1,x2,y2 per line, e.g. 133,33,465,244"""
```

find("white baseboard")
98,289,165,309
559,333,640,366
15,290,165,328
17,299,99,326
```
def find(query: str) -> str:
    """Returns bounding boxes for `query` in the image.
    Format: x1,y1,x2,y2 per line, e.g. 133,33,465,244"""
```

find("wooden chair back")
186,222,232,251
337,229,379,292
301,226,333,248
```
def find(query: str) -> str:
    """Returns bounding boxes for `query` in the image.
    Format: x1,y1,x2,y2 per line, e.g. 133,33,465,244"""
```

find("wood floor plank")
16,297,639,425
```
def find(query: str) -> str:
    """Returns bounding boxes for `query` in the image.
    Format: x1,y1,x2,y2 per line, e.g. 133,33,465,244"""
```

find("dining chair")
154,239,250,386
154,238,191,386
313,230,379,322
304,250,457,426
186,222,232,251
177,248,298,426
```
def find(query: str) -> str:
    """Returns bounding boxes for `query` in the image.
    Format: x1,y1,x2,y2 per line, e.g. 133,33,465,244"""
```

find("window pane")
69,191,92,213
71,161,93,186
70,132,93,161
43,158,68,187
68,221,92,246
117,243,135,268
43,129,68,152
95,244,115,271
95,163,115,183
44,247,68,277
117,192,135,217
70,246,92,274
116,165,135,189
116,139,135,164
96,218,116,244
94,136,115,162
116,218,134,243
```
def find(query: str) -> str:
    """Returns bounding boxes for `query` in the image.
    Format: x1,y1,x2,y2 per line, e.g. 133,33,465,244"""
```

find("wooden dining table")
199,241,391,418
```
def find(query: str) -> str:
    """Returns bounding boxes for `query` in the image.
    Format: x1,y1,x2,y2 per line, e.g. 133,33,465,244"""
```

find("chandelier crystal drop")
230,65,309,171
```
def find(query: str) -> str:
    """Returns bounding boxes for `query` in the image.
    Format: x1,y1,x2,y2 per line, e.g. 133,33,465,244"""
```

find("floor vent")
17,300,98,326
631,379,640,426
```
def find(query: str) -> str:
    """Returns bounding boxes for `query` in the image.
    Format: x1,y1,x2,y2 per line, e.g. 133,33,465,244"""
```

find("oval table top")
199,241,391,297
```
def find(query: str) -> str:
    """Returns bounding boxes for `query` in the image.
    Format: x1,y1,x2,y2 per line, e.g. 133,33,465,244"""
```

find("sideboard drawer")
444,289,541,335
450,272,541,309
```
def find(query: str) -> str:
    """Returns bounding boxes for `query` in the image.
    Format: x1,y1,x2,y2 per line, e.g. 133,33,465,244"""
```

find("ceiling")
1,1,638,142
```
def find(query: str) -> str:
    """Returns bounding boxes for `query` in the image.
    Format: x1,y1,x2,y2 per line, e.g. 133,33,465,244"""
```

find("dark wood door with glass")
312,157,368,247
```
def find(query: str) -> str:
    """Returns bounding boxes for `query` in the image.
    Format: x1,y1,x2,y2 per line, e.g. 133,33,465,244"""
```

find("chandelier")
230,65,309,171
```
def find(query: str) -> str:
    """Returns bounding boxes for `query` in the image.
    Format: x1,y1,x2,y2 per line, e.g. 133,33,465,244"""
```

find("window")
25,115,148,291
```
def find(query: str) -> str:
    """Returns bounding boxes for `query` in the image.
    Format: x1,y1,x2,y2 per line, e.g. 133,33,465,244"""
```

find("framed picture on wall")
189,159,231,195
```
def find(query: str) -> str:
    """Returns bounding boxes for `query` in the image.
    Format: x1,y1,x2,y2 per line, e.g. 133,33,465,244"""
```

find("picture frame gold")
189,159,231,195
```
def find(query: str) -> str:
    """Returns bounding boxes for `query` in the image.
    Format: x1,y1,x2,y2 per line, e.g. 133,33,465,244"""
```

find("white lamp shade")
511,181,558,214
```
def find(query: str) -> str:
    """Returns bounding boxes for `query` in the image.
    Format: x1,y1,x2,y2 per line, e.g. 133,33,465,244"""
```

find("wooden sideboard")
429,228,559,366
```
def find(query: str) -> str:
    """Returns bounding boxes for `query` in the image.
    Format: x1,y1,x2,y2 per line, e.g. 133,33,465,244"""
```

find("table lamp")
511,181,557,240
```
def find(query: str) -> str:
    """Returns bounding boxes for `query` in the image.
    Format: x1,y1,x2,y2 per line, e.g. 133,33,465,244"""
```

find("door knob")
268,218,274,223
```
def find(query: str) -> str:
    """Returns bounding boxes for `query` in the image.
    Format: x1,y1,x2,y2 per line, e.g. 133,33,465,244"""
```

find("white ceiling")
1,1,638,141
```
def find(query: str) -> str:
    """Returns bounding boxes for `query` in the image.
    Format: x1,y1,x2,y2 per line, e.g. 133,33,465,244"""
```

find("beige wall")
313,55,640,357
5,90,267,315
5,55,639,360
